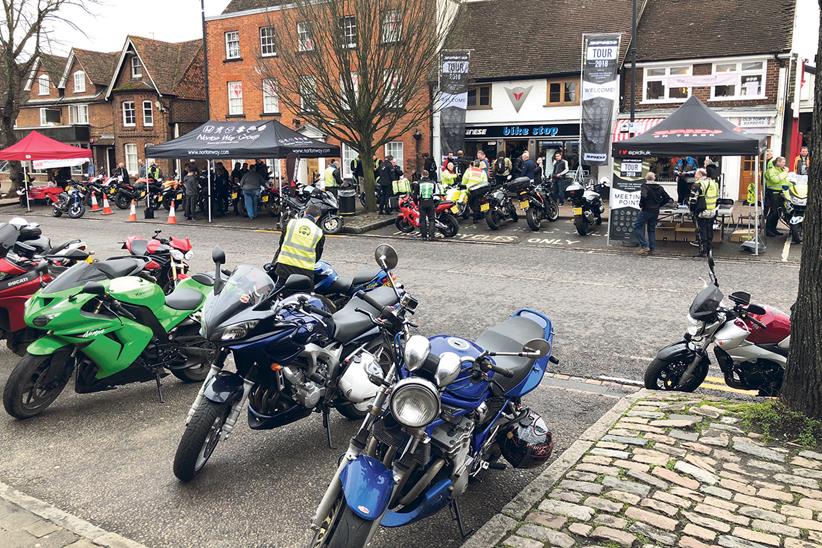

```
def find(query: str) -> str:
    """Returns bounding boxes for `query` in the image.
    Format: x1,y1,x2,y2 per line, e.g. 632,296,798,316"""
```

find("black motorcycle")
52,182,87,219
485,181,519,230
281,186,344,234
565,180,604,236
525,180,560,231
114,180,148,210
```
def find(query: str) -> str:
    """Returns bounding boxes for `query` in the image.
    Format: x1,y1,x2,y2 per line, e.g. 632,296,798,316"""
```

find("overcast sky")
48,0,819,59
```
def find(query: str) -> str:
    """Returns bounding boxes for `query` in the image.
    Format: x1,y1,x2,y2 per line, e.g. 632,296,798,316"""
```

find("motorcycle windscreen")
202,265,275,329
689,285,724,320
0,224,18,258
41,262,108,294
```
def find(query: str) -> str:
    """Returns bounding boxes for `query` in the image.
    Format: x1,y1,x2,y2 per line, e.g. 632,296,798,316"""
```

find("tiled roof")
447,0,634,80
222,0,289,14
128,36,202,96
38,53,68,83
636,0,795,61
73,49,120,86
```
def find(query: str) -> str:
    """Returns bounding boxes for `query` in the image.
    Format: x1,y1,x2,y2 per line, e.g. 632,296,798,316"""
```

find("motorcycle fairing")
203,372,245,404
26,334,72,356
381,478,453,528
339,455,394,521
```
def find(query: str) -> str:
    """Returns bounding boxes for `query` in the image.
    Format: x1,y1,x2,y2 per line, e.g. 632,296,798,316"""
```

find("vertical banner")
608,159,648,244
580,33,621,166
439,51,470,160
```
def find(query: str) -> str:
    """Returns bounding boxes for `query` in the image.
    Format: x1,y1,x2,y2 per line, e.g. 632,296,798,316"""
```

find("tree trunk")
781,10,822,420
1,115,21,194
360,146,378,213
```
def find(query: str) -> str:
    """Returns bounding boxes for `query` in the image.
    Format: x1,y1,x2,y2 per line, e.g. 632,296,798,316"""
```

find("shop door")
740,156,758,201
505,140,529,162
307,159,320,184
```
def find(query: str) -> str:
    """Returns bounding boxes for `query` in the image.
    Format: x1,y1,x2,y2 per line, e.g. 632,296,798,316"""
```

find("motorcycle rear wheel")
574,216,590,236
546,201,560,222
644,358,707,392
173,400,231,482
486,210,501,230
52,207,63,218
3,352,72,419
437,213,460,238
526,207,542,231
395,217,415,233
115,193,130,210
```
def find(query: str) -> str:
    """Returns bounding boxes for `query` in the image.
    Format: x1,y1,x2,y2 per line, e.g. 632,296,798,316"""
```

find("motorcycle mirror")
83,282,106,296
212,247,227,295
435,352,462,387
212,247,226,265
374,244,398,271
523,339,551,358
747,303,767,316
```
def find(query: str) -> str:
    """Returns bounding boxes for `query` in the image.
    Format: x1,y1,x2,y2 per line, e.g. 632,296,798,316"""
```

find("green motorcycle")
3,258,216,419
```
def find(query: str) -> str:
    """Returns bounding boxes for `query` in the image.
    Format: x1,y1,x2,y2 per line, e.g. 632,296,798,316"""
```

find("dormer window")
73,70,86,93
38,74,50,95
131,56,142,78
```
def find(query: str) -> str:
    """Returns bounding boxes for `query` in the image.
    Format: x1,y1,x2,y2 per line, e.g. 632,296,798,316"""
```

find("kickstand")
154,372,164,403
322,409,334,449
449,498,474,539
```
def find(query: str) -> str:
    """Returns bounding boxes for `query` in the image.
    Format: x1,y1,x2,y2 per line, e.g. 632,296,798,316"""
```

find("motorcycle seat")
332,286,399,344
352,269,380,286
165,286,204,311
26,236,51,253
47,240,77,255
476,316,545,391
129,239,149,256
97,258,146,279
330,276,353,294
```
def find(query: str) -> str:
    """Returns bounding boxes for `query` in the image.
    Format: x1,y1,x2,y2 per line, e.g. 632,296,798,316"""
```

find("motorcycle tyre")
115,193,130,210
3,352,71,419
322,215,343,235
323,505,372,548
644,357,708,392
68,203,85,219
437,213,460,238
173,400,231,482
510,208,519,222
486,210,501,230
790,223,803,244
526,207,542,231
395,217,415,234
574,216,589,236
546,201,560,222
52,207,63,218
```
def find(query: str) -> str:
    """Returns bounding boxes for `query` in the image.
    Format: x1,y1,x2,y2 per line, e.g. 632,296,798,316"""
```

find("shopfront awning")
612,118,665,143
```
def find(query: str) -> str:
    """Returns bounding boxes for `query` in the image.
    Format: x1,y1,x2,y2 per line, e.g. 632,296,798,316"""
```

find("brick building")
105,36,207,177
204,0,431,182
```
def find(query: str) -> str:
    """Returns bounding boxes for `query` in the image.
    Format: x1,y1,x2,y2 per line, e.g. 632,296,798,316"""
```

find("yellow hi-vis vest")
764,166,788,192
441,170,457,187
463,167,487,189
699,178,719,211
324,166,338,188
278,218,323,271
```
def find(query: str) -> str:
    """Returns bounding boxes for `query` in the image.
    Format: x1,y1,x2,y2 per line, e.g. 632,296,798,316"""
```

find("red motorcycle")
17,184,64,207
122,230,193,294
394,194,460,238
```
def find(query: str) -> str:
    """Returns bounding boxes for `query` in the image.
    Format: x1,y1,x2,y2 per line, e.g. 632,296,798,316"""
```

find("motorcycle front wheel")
395,217,415,233
546,200,560,222
68,202,85,219
526,207,542,231
52,206,63,218
322,215,343,235
437,213,460,238
312,495,372,548
115,193,131,210
790,223,803,244
173,400,231,482
3,352,72,419
644,358,707,392
486,210,501,230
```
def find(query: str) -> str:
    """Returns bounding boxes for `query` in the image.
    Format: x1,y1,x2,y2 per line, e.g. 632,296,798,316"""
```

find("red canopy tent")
0,131,92,211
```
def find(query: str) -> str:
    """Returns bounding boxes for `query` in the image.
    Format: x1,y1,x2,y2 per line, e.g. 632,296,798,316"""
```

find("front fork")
185,349,227,425
678,337,711,389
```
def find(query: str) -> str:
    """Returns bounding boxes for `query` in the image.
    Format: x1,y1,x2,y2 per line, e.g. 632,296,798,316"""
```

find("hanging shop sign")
580,33,622,166
465,123,579,139
439,51,471,160
505,85,533,113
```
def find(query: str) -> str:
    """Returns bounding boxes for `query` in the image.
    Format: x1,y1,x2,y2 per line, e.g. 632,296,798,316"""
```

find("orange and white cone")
128,199,138,222
90,191,100,212
167,200,177,225
101,194,114,215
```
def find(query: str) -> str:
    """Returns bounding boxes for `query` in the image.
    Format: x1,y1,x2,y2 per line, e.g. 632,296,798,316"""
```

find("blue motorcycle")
310,305,556,546
173,246,410,482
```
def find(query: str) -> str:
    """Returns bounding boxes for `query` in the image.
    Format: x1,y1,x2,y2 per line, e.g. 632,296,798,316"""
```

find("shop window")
39,108,60,126
227,81,243,115
385,141,403,168
38,74,50,95
124,144,138,175
298,22,314,52
263,79,279,113
69,104,88,125
712,61,766,100
73,71,86,93
225,31,241,60
384,70,402,108
643,66,691,102
143,101,153,127
382,10,401,43
338,16,357,49
131,56,142,78
300,77,317,111
260,27,276,57
546,79,579,106
122,101,136,127
467,85,491,109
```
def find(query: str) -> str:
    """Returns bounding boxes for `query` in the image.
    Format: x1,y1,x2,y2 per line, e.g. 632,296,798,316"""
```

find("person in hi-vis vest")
273,205,325,284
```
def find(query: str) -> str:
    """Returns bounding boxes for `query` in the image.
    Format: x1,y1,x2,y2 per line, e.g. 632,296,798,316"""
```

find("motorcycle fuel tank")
745,305,791,345
428,335,489,403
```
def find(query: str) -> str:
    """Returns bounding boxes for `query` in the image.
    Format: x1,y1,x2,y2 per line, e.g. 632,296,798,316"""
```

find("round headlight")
390,378,440,428
403,335,431,372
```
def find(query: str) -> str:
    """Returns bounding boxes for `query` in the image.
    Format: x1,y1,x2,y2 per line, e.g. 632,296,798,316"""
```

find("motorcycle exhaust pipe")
398,458,445,506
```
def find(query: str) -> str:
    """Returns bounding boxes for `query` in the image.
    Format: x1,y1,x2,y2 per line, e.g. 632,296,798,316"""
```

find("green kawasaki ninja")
3,258,215,419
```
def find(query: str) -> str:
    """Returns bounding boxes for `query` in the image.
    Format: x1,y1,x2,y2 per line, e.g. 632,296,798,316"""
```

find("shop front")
464,122,581,171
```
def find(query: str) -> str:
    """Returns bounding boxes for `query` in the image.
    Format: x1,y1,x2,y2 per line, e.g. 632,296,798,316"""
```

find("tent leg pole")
208,160,212,224
754,154,760,256
24,164,30,213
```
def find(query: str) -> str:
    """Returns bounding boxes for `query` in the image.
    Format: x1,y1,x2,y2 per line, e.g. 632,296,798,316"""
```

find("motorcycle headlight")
390,378,440,428
32,314,56,328
184,250,194,260
170,249,184,261
686,315,705,337
220,320,259,341
403,335,431,372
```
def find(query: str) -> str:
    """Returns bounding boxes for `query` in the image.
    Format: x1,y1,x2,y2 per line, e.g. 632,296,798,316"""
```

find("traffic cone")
128,199,137,222
167,200,177,225
101,194,114,215
90,191,100,212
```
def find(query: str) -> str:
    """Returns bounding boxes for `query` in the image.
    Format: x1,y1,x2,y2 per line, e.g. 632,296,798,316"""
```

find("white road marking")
781,237,791,262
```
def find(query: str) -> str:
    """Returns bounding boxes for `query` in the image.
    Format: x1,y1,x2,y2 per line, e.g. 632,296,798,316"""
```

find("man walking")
633,173,671,256
764,156,789,237
422,153,438,184
182,167,199,220
273,205,325,285
689,168,719,257
674,156,699,205
241,166,265,220
414,170,437,241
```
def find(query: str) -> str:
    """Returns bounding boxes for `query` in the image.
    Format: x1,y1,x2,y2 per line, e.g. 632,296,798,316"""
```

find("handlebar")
305,303,333,319
355,290,384,312
487,362,514,378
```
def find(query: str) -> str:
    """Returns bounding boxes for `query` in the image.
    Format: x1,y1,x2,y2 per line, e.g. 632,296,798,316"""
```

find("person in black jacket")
633,173,672,256
422,153,438,183
377,156,394,214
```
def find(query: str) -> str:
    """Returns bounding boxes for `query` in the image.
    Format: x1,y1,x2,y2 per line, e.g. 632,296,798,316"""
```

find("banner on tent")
580,33,622,166
608,159,649,244
439,51,470,160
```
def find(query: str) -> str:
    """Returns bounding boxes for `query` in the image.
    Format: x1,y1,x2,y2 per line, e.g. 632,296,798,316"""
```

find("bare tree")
0,0,92,192
258,0,457,212
782,2,822,420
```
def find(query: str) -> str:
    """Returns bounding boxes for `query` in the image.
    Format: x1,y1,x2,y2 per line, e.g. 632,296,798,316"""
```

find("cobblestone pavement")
466,390,822,548
0,480,145,548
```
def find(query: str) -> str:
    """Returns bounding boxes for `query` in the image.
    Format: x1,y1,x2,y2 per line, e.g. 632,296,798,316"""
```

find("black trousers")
696,216,714,255
468,192,483,221
183,194,198,219
677,178,692,205
379,185,392,213
764,190,782,235
419,201,436,239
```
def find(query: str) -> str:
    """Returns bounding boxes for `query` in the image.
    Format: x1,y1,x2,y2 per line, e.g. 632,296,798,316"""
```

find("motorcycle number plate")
261,195,269,203
520,200,530,209
451,205,459,214
480,203,490,212
573,207,583,215
231,192,238,199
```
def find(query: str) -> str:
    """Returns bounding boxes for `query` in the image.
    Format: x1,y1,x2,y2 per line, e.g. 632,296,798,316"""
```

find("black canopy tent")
612,97,768,254
145,120,340,222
